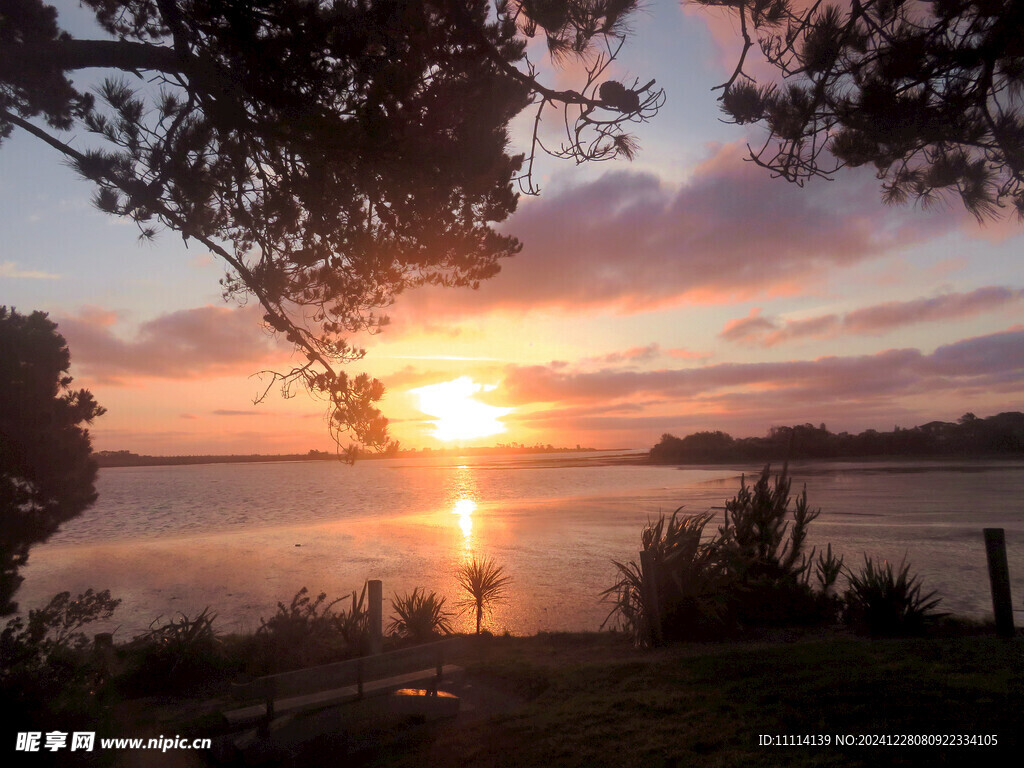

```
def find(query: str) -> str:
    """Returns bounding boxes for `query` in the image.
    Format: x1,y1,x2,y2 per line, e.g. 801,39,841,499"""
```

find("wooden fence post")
639,549,664,647
983,528,1015,638
368,579,383,654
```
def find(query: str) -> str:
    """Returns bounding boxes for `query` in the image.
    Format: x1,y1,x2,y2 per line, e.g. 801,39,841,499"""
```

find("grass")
367,629,1023,768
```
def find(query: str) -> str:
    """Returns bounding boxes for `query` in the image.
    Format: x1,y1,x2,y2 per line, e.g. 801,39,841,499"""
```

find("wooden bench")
223,637,464,731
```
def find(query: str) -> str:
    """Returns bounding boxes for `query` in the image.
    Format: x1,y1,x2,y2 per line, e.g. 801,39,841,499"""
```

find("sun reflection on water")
453,498,476,541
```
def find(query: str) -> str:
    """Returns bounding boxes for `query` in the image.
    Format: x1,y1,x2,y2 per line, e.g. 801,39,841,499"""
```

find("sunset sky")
2,2,1022,455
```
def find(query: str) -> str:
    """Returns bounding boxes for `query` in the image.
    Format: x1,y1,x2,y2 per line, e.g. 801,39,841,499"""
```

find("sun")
410,377,512,442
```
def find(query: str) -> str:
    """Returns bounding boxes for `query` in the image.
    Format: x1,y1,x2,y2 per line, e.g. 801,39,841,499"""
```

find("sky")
2,2,1022,455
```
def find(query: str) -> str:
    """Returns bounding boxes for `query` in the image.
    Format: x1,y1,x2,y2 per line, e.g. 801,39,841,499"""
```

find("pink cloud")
499,327,1024,407
393,145,954,322
582,343,663,366
493,327,1024,442
721,287,1024,346
719,307,775,343
665,347,712,361
58,304,292,383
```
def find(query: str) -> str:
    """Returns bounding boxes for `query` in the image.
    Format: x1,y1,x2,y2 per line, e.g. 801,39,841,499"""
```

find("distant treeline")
649,412,1024,464
95,443,596,468
92,450,339,468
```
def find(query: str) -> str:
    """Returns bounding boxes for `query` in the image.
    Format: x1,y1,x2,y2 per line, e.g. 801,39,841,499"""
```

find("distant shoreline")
93,445,613,469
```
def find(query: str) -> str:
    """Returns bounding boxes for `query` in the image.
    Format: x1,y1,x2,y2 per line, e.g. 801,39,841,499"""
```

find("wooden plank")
236,637,463,702
223,664,463,726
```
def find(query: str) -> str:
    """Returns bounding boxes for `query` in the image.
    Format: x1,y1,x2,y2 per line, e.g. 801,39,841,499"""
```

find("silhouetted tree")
650,411,1024,462
0,308,105,616
694,0,1024,220
1,1,662,452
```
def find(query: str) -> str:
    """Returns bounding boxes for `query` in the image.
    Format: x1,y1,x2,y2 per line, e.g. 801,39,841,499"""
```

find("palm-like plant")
456,557,512,635
387,588,454,643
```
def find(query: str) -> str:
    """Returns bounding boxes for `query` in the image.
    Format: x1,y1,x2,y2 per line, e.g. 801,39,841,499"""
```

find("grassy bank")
363,629,1022,768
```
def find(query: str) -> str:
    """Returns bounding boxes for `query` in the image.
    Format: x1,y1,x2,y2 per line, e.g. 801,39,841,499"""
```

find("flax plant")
602,510,726,645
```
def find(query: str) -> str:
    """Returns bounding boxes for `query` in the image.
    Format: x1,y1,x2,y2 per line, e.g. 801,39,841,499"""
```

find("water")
17,453,1024,637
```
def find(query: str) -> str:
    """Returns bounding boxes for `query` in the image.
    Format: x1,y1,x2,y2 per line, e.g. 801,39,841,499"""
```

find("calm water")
19,453,1024,637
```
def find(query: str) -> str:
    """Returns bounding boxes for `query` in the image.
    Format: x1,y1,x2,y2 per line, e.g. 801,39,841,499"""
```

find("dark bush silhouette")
0,307,105,615
845,556,944,636
1,589,120,742
118,607,233,695
387,588,454,644
605,466,844,643
650,412,1024,464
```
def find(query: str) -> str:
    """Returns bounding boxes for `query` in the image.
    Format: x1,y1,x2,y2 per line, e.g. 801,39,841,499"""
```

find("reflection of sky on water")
17,457,1024,637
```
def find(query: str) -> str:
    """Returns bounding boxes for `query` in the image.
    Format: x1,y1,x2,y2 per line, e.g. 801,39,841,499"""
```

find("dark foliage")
602,511,730,644
0,1,661,451
247,586,366,673
604,466,842,644
118,606,234,695
845,555,944,636
0,307,105,615
714,467,831,627
387,587,454,643
1,590,120,747
694,0,1024,220
650,411,1024,463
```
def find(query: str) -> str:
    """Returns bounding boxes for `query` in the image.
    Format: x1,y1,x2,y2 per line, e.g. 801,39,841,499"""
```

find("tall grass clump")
119,607,231,695
456,557,512,635
604,466,845,644
387,588,454,643
248,585,367,672
845,555,944,636
602,511,727,644
334,582,370,652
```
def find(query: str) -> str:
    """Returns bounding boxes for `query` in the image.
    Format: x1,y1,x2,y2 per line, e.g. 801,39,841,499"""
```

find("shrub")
2,589,120,657
246,585,371,673
603,466,845,645
334,582,370,653
252,587,346,671
845,555,944,636
716,466,848,626
456,557,512,635
1,590,120,739
602,511,727,644
119,607,231,695
387,588,454,643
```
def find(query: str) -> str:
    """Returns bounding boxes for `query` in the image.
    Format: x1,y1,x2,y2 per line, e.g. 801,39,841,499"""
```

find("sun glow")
410,377,512,442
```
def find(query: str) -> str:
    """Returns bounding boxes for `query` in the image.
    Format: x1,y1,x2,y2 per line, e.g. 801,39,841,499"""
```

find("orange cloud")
489,326,1024,443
